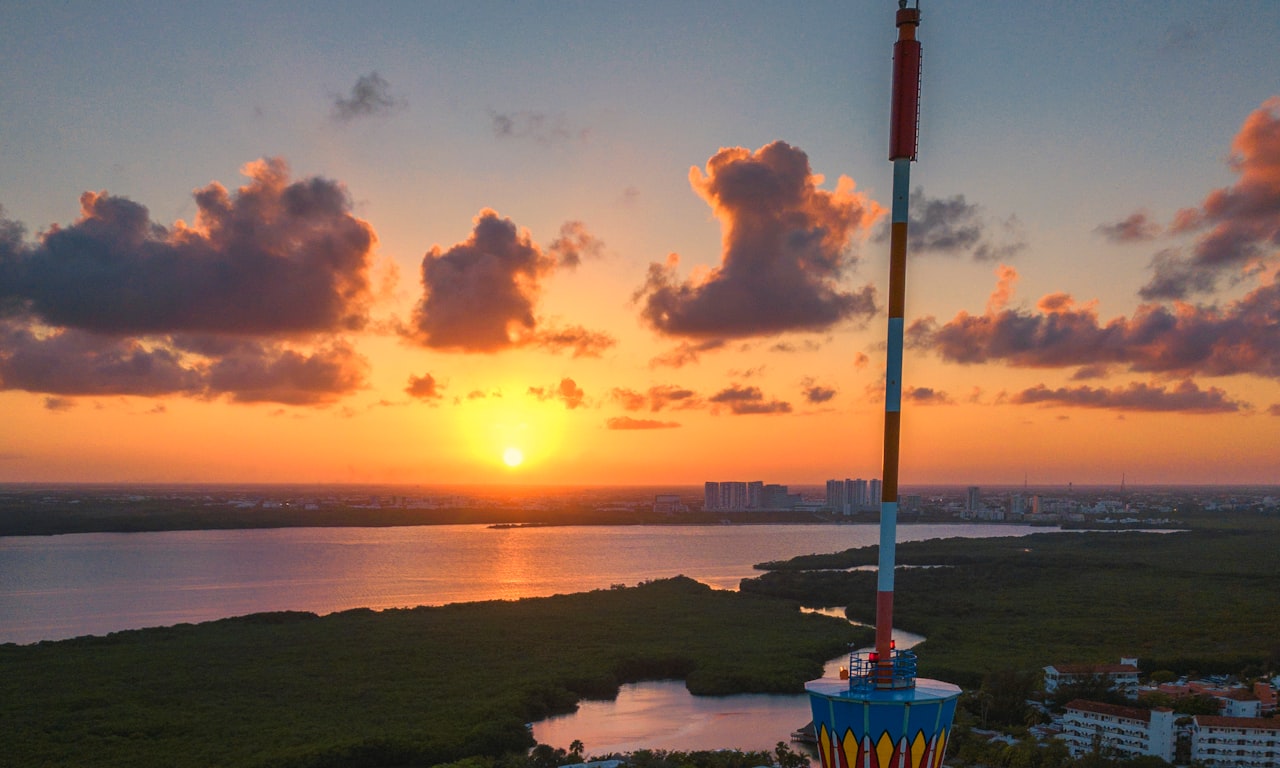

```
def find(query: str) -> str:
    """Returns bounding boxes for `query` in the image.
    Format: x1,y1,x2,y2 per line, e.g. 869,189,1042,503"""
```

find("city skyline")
2,2,1279,486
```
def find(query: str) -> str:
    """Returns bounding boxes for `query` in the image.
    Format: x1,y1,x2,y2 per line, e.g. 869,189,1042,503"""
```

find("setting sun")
502,447,524,468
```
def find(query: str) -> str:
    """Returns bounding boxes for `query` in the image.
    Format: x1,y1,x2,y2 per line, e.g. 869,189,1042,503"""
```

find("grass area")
0,577,865,768
742,518,1280,687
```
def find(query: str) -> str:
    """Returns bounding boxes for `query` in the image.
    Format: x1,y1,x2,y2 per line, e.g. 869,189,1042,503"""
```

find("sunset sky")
2,1,1279,486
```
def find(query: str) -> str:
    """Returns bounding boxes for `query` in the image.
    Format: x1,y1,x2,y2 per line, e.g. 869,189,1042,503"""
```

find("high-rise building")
719,481,748,510
747,481,764,509
704,482,719,511
762,484,796,509
852,478,869,509
826,479,848,514
966,486,981,516
869,478,882,507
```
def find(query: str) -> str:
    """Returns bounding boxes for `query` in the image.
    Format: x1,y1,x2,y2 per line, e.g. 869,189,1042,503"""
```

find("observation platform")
805,649,960,768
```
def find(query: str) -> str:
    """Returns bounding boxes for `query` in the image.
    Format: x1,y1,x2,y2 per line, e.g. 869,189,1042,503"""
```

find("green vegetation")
0,577,864,768
743,523,1280,687
431,743,810,768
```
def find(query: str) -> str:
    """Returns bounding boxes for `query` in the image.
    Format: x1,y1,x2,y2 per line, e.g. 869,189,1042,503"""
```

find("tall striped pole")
806,12,957,765
876,0,922,684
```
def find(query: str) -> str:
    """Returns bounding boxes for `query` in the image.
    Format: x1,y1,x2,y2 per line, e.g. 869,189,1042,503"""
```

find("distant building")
1061,700,1175,762
966,486,981,517
826,479,848,514
720,481,749,510
704,479,792,511
1044,659,1141,697
1191,716,1280,768
761,484,798,510
852,478,870,509
1150,681,1266,718
869,478,882,507
652,494,684,516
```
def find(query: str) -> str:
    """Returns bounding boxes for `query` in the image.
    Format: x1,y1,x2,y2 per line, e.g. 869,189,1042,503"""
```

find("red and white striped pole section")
875,0,921,687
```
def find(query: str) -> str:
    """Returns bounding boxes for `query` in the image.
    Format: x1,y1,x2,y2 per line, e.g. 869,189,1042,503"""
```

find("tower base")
805,675,960,768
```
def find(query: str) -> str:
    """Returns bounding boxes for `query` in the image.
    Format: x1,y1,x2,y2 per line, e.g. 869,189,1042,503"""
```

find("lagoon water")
1,522,1044,757
0,522,1044,645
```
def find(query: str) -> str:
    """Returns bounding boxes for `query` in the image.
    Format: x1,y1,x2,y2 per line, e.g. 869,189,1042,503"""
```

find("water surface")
0,523,1045,644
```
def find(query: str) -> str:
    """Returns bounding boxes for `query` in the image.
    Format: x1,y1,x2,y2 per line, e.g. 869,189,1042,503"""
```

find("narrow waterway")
531,622,926,757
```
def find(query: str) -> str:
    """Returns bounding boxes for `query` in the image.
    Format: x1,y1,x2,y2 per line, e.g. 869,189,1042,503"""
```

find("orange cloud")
635,141,881,339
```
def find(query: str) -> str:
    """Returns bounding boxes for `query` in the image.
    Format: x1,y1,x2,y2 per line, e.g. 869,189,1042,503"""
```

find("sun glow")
502,447,524,468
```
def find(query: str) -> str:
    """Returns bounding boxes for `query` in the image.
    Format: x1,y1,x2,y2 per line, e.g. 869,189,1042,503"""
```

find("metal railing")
843,647,918,691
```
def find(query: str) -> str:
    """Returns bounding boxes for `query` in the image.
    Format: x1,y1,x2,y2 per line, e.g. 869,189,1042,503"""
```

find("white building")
1044,660,1141,697
1192,715,1280,768
1060,700,1175,762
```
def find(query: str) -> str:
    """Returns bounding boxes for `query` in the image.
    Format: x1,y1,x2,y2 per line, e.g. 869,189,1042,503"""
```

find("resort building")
1060,700,1176,762
1044,659,1141,697
1148,680,1268,717
1191,715,1280,767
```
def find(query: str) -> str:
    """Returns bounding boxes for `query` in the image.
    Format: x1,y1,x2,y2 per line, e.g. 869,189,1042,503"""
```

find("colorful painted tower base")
806,649,960,768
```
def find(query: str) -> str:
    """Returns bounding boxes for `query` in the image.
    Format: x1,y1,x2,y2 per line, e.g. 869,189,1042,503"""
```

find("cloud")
606,416,681,430
909,266,1280,381
873,188,1025,261
528,325,616,358
406,209,554,352
332,72,402,121
906,386,953,405
0,158,374,335
528,377,585,409
547,221,604,268
647,384,699,411
708,384,792,415
1012,380,1245,413
801,377,837,403
404,209,612,357
0,322,205,397
610,387,646,411
0,322,367,405
1139,98,1280,299
1070,363,1112,380
406,373,444,400
612,384,700,412
1096,211,1161,243
488,110,586,145
770,338,826,353
43,396,75,411
635,141,881,339
203,340,368,405
1269,403,1280,416
986,264,1019,314
648,339,725,368
0,163,375,410
907,190,983,253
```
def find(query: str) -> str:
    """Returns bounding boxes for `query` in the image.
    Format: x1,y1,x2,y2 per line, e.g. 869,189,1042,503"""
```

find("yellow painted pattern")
876,732,896,768
841,729,860,768
910,730,927,768
932,731,949,768
818,724,833,768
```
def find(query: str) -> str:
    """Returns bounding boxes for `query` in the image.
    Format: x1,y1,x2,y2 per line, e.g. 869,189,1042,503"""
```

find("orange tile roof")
1051,663,1138,675
1195,716,1280,731
1066,699,1152,722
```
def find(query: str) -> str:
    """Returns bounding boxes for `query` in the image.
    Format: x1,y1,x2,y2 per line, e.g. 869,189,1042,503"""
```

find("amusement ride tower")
805,4,961,767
